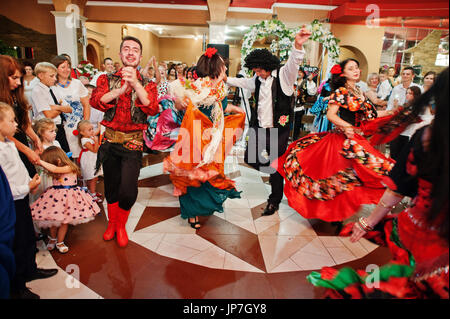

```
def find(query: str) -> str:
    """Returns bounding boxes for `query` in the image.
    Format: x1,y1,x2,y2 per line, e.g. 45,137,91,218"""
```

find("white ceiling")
127,23,251,41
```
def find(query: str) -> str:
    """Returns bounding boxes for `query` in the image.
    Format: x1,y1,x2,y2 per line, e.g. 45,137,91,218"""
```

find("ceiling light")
238,25,249,31
158,28,163,35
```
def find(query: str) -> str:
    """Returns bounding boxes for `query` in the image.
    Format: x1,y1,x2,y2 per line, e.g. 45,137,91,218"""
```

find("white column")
208,21,226,44
51,11,79,66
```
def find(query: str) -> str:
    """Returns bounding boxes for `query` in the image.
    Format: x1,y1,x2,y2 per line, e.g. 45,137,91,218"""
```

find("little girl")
31,118,62,202
76,120,102,202
33,118,61,150
30,146,100,253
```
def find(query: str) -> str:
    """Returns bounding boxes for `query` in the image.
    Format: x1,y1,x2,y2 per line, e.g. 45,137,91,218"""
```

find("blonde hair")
33,118,56,141
41,146,80,177
34,62,57,76
77,120,92,148
367,72,379,84
0,102,14,121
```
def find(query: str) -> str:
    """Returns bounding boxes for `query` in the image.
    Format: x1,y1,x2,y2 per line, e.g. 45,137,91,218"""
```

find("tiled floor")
26,147,392,299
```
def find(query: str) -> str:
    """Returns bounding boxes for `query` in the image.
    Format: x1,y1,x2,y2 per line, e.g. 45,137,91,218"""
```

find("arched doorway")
340,45,369,83
86,44,99,69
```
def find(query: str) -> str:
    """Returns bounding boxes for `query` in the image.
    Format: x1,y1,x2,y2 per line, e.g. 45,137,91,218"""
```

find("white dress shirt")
387,82,423,111
226,45,305,128
31,81,69,125
356,81,369,93
376,79,392,100
0,139,31,200
305,79,317,96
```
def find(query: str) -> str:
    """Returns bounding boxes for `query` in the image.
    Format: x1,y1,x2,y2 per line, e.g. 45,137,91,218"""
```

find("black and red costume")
308,126,449,299
90,68,158,247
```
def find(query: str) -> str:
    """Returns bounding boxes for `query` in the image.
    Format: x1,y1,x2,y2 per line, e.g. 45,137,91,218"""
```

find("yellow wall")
331,24,385,77
86,22,160,69
158,37,203,66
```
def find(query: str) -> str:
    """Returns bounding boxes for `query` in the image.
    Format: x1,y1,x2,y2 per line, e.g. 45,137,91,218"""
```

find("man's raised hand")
295,26,312,50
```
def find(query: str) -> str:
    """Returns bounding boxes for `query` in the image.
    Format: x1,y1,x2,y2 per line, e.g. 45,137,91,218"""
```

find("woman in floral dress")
164,48,245,228
308,68,448,299
272,59,402,222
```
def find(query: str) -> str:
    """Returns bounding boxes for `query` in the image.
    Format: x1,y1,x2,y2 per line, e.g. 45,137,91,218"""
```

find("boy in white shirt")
0,102,58,299
31,62,72,153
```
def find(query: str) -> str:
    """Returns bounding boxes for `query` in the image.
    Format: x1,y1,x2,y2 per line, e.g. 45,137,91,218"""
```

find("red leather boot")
116,205,131,247
103,202,118,241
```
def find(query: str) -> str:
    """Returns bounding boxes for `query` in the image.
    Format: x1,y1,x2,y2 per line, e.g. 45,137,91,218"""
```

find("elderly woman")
365,72,387,110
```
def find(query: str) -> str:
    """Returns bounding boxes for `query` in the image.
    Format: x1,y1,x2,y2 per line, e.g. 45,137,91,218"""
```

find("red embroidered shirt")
90,69,158,132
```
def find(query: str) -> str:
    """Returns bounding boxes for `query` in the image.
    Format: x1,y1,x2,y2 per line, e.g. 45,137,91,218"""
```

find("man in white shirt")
387,66,423,111
225,27,311,216
89,57,115,87
386,66,423,160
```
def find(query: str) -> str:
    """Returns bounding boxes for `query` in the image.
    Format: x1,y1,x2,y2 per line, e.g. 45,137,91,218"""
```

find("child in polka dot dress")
31,146,100,253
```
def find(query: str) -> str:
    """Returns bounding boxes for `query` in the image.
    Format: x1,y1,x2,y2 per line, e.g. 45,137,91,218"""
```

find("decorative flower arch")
241,19,340,73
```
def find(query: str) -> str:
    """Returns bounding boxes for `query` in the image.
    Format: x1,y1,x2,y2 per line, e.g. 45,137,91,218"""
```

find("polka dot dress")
31,172,100,228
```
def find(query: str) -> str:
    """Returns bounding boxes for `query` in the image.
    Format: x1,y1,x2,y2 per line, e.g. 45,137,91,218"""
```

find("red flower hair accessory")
193,70,198,80
204,47,218,58
330,64,342,75
72,129,79,136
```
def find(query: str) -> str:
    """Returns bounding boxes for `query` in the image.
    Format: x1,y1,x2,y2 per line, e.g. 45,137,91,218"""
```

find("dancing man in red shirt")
90,36,158,247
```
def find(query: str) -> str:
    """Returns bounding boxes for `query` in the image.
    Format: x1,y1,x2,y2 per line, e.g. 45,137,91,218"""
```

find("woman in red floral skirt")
272,59,402,222
308,68,448,299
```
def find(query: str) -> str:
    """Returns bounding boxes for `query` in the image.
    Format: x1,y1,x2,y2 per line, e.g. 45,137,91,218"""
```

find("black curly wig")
244,49,280,72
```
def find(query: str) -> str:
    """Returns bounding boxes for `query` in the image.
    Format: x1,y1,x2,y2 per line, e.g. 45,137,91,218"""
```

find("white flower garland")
241,19,340,72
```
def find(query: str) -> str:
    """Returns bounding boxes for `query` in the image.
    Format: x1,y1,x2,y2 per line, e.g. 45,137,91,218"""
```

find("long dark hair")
0,55,30,131
330,58,359,91
413,68,449,240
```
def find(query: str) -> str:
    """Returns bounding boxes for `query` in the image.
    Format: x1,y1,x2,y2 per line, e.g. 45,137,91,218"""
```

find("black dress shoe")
10,287,40,299
262,203,279,216
26,268,58,282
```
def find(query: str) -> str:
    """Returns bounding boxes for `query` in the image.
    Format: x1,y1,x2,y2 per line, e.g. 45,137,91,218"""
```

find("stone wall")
0,15,57,65
406,30,447,75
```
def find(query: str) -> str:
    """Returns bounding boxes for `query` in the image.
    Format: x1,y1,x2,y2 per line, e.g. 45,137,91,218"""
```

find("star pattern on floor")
26,148,393,299
128,149,380,274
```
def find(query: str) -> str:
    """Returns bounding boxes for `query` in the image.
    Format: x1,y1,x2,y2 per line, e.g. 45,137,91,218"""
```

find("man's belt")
104,127,143,144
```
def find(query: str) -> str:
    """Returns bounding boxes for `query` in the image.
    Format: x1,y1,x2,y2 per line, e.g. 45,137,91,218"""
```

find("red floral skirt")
272,131,395,222
308,213,449,299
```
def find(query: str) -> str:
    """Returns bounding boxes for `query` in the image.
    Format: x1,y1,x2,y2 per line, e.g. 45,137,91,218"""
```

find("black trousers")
11,196,37,292
244,126,290,207
99,141,142,211
389,135,409,162
56,124,70,153
292,109,306,141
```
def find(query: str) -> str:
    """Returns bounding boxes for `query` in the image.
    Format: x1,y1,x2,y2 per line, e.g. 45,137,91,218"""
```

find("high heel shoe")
188,217,201,229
